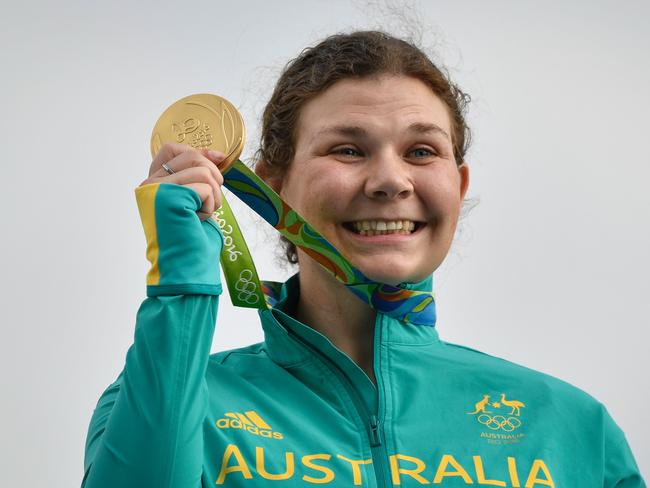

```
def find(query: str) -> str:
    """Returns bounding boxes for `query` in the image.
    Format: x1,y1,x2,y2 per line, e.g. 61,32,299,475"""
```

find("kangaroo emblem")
500,393,525,416
467,394,492,414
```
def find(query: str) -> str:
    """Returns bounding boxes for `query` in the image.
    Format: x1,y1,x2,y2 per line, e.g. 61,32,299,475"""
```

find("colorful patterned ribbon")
214,160,436,326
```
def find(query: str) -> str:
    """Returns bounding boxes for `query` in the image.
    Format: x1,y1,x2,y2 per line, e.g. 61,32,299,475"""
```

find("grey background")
1,0,648,485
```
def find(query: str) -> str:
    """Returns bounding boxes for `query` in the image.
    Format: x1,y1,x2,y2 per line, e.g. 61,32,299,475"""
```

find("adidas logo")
216,410,283,440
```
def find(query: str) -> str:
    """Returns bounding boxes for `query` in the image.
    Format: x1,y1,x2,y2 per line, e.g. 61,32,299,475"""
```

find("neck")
294,256,377,384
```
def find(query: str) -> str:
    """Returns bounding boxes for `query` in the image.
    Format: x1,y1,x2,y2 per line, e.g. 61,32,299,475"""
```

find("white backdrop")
1,0,648,485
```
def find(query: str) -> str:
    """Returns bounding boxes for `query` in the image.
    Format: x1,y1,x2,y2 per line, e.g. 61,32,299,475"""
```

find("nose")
364,152,414,200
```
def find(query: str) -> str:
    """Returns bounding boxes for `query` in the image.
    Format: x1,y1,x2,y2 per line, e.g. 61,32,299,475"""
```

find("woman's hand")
140,142,226,220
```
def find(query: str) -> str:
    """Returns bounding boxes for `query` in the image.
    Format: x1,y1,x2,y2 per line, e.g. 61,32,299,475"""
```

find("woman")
82,31,645,487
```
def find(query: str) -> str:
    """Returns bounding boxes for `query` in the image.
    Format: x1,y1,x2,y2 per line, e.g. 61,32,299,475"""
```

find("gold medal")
151,94,245,171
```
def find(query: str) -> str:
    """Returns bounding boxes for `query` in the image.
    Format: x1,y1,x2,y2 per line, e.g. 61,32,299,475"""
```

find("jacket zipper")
286,331,391,487
371,315,391,487
369,414,391,486
369,414,381,446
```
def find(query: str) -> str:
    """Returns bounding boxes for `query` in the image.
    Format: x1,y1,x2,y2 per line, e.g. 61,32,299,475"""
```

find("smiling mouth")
342,219,425,236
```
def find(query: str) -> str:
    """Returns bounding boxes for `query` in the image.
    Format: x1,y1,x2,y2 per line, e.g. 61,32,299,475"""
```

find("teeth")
350,219,419,236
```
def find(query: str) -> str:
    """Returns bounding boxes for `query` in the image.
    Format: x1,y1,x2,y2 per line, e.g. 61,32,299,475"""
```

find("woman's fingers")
147,142,192,178
184,182,222,220
139,143,227,216
159,166,222,203
157,149,225,185
149,143,226,183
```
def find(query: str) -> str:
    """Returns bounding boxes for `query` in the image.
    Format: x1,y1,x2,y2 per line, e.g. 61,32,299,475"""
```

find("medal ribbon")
213,160,436,326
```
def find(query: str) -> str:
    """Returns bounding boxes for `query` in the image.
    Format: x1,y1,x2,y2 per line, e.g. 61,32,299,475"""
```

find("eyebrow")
313,122,451,141
408,122,451,140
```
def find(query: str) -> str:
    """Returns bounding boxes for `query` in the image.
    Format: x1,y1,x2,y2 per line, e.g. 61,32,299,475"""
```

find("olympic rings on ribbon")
235,269,259,305
477,414,522,432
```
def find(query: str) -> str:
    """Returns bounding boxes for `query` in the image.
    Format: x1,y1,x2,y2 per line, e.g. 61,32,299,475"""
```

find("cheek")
419,170,463,212
307,175,358,223
281,165,354,222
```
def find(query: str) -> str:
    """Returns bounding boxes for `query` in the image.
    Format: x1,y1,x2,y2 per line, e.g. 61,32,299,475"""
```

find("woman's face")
277,74,469,285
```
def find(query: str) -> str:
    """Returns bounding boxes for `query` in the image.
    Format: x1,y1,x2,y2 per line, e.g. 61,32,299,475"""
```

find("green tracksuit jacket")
82,183,646,487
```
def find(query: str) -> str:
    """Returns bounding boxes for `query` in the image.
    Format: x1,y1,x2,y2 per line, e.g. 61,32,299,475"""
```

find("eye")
331,146,363,158
408,147,438,159
407,147,438,161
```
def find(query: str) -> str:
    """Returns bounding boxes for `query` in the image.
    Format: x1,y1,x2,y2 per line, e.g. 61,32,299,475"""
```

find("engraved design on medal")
186,100,237,154
171,118,213,149
171,118,203,144
191,123,212,148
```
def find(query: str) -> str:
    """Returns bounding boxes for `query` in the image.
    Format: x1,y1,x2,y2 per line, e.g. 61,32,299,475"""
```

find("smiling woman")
81,31,645,487
275,75,468,287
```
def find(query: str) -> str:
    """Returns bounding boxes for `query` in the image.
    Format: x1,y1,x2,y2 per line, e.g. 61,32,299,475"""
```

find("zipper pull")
369,414,382,447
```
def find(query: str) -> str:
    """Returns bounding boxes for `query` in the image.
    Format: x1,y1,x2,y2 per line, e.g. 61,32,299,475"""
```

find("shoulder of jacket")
209,341,268,366
438,339,605,411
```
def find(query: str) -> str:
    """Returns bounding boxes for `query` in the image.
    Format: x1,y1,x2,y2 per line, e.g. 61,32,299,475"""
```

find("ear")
457,162,470,200
254,162,284,194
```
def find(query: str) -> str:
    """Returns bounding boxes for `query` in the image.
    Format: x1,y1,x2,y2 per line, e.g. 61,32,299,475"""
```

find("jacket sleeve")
82,183,224,487
602,405,647,487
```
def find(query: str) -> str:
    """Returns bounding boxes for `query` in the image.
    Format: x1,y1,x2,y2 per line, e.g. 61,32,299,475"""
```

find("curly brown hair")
254,30,472,264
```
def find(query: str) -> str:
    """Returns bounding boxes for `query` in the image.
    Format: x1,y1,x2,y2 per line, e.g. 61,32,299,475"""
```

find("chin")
358,261,433,287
